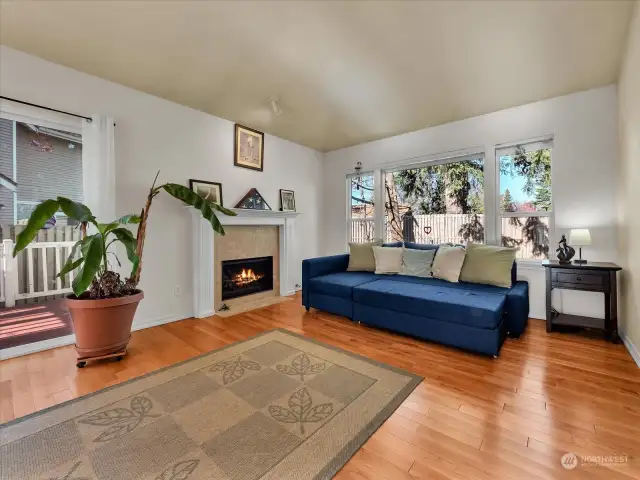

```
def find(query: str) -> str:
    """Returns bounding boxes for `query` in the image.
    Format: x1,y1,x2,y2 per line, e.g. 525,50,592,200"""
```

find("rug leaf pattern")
210,356,261,384
155,459,200,480
79,396,159,442
268,387,333,434
276,353,326,381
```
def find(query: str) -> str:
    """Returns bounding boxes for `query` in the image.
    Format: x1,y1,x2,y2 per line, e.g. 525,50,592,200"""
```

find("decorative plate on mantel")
234,188,271,210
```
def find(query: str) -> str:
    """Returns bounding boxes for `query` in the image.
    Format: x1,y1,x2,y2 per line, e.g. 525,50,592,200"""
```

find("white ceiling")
0,0,635,152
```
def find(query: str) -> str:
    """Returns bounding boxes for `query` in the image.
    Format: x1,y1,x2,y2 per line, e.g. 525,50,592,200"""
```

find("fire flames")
233,268,263,287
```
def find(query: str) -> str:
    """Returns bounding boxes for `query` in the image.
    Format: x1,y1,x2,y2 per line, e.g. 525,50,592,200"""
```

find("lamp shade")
569,228,592,246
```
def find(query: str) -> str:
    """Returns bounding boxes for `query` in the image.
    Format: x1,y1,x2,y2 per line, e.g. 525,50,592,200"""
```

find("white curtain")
82,115,116,221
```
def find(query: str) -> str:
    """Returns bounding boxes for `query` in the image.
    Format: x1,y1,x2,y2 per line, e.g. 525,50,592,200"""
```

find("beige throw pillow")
399,248,436,277
459,243,517,288
431,245,466,283
372,246,403,274
347,240,382,272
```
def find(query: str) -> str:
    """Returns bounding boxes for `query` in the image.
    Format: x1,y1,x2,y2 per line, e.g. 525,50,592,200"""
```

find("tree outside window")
384,157,485,244
499,143,552,259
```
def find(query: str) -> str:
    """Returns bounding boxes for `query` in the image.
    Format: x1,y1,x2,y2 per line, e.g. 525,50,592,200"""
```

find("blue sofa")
302,243,529,356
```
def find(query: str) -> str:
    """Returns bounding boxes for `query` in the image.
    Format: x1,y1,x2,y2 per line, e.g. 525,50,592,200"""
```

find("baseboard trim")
620,330,640,368
131,313,187,331
0,313,189,361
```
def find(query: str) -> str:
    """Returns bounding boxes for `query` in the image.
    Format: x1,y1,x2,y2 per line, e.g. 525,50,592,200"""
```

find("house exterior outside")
0,118,83,225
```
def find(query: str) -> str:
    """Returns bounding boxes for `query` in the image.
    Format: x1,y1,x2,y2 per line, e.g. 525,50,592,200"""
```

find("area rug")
1,329,422,480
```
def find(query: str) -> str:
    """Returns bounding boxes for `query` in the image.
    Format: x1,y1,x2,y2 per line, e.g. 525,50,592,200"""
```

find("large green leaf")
161,183,234,235
58,257,84,278
71,234,104,296
13,199,60,256
110,228,139,276
117,214,141,224
57,197,95,224
56,239,84,278
98,221,120,236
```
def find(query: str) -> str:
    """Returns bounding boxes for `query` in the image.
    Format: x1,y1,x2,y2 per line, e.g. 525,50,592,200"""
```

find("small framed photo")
234,124,264,171
189,179,223,206
280,189,296,212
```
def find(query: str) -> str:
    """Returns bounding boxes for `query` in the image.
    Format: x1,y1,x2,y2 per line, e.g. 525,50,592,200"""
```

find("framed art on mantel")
280,189,296,212
189,179,224,206
234,124,264,171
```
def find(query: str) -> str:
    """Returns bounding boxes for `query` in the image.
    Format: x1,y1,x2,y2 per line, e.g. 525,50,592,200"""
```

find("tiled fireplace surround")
188,208,299,317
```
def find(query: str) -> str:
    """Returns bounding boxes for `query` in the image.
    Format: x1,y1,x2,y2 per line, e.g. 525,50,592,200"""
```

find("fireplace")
221,256,274,300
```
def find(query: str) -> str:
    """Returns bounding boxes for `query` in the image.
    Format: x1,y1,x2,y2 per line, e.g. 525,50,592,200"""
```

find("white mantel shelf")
187,207,300,318
225,208,301,218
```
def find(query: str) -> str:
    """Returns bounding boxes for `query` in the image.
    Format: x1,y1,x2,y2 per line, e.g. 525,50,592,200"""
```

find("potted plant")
13,173,234,367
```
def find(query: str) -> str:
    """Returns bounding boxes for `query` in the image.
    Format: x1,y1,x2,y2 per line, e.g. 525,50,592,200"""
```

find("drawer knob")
577,276,582,281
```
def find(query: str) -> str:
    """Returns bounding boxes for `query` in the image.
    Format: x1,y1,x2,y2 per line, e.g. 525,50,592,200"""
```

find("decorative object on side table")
556,234,575,264
543,260,621,343
235,187,271,210
234,124,264,171
13,172,235,367
279,189,296,212
569,228,591,264
189,179,223,206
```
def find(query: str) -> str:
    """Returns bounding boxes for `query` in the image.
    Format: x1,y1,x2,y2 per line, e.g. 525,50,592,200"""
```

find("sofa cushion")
347,240,382,272
460,243,517,288
353,279,506,330
400,247,436,278
432,245,466,282
309,272,379,299
373,246,403,274
382,274,510,295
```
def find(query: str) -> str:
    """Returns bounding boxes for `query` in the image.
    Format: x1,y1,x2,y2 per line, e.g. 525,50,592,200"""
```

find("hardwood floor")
1,293,640,479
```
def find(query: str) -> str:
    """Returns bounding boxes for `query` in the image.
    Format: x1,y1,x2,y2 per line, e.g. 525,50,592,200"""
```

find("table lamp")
569,228,591,264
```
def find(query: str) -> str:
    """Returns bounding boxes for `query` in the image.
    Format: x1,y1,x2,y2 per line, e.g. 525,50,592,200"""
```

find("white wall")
618,2,640,362
323,86,619,320
0,46,323,328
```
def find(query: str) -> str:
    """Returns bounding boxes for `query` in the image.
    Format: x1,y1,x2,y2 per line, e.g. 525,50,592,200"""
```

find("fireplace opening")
221,256,274,300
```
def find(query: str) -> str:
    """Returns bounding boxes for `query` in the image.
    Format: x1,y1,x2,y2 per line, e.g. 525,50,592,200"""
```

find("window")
348,173,375,243
383,154,485,244
497,139,552,260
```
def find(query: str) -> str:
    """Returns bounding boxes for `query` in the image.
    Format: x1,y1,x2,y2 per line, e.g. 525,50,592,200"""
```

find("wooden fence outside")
0,225,82,305
351,214,546,259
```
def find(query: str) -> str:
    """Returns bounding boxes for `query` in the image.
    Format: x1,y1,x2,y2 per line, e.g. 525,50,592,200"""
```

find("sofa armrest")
302,254,350,309
505,281,529,337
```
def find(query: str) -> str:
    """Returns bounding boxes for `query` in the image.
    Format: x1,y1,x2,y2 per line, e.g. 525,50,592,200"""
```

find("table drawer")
551,269,609,291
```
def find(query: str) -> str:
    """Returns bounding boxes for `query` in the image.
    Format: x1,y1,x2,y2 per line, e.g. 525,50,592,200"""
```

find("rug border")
1,327,423,479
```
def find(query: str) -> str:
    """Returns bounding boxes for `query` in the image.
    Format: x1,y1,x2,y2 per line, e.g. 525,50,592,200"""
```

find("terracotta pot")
66,291,144,357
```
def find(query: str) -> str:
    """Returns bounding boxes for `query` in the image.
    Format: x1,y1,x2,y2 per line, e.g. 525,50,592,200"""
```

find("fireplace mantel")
187,208,300,318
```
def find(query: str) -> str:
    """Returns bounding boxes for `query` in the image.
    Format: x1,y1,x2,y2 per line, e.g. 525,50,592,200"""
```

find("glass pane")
384,158,484,244
350,219,375,243
350,174,375,219
501,216,550,260
499,146,551,213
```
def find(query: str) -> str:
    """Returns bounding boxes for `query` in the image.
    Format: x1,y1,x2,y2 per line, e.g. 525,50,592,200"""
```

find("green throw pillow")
347,240,382,272
399,248,436,277
459,243,517,288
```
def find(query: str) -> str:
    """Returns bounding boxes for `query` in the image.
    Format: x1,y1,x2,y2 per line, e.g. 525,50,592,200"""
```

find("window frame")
0,101,84,225
381,151,486,245
494,136,554,264
346,171,376,246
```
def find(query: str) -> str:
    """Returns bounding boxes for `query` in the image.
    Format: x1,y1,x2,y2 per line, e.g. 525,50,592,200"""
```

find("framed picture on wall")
189,179,224,206
280,189,296,212
234,124,264,171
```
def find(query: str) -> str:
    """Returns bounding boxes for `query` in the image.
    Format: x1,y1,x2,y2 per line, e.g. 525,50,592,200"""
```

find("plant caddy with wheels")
14,172,234,368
